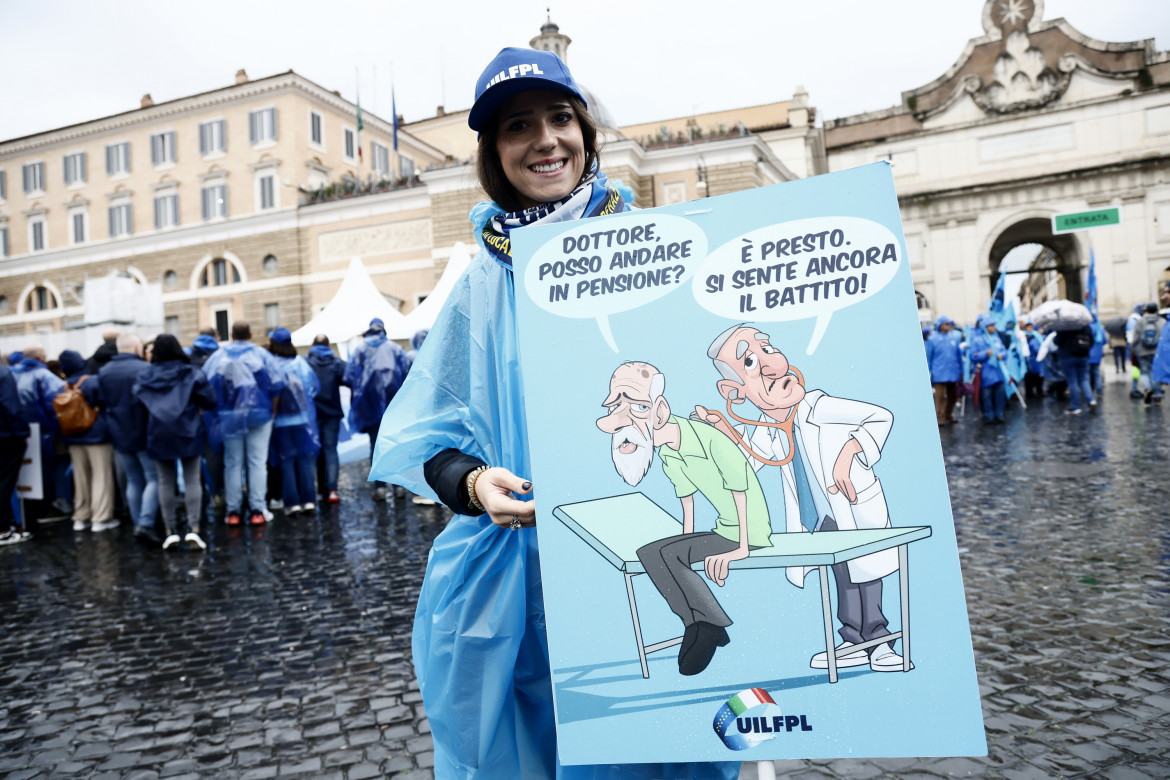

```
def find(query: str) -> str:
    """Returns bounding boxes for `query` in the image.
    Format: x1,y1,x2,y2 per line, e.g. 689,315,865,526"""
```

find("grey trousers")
155,456,202,533
636,532,740,628
822,517,891,651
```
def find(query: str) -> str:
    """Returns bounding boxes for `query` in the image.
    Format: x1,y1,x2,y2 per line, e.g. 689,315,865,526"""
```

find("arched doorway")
988,217,1083,307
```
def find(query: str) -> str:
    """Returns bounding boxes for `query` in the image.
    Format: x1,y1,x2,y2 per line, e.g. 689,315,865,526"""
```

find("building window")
28,215,46,252
372,142,390,177
399,154,415,180
310,111,323,146
0,170,6,200
0,295,8,314
344,127,355,161
0,226,8,257
63,152,87,186
200,258,241,288
265,302,280,331
163,270,179,290
22,162,45,194
150,131,176,166
212,305,231,341
198,119,227,156
165,315,181,337
262,254,278,275
27,286,58,312
256,173,276,210
106,142,131,176
201,183,227,220
249,108,278,145
108,201,133,237
154,192,179,229
70,208,87,244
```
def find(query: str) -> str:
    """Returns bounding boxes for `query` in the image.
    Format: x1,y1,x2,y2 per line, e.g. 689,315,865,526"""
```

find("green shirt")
656,415,773,548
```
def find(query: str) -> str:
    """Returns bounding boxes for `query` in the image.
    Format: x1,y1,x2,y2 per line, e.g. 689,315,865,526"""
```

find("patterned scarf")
480,172,625,270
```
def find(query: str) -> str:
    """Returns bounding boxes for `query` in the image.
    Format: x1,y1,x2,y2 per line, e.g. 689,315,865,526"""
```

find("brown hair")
475,94,598,213
268,340,297,358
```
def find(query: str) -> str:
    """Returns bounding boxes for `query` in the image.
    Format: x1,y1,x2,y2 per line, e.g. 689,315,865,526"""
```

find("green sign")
1052,207,1121,234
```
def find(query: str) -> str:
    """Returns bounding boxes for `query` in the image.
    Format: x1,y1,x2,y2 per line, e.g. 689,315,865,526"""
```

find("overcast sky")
0,0,1166,141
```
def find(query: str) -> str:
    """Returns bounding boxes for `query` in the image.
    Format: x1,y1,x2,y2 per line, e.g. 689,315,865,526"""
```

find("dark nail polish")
521,481,532,491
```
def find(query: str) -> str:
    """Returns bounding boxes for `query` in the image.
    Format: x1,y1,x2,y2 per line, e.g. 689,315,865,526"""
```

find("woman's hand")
474,467,536,528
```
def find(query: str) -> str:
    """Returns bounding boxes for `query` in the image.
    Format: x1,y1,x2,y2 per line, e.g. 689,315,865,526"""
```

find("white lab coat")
734,389,897,586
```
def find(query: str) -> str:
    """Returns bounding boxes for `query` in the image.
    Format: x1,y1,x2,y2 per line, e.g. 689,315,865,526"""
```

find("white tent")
386,242,473,340
291,257,409,347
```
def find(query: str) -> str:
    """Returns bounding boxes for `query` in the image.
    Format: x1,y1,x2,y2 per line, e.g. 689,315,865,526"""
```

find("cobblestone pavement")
2,379,1169,779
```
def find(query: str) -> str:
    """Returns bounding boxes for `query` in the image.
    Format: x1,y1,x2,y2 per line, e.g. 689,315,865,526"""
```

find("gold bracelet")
466,465,490,513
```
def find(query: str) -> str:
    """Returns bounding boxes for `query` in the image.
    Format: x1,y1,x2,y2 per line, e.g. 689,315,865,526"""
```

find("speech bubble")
524,212,708,351
692,216,901,354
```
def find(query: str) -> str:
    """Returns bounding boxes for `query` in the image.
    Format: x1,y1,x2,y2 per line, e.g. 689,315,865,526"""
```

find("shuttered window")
105,142,131,175
310,111,322,145
258,174,275,210
199,120,226,155
201,184,227,220
372,142,389,176
344,128,355,160
248,108,277,145
63,152,87,185
154,193,179,229
71,210,86,244
22,162,45,194
150,132,176,166
108,202,133,237
29,218,45,251
0,227,8,257
0,170,7,200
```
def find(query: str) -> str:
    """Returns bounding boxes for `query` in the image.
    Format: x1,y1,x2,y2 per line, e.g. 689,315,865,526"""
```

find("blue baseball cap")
469,47,586,132
270,327,292,344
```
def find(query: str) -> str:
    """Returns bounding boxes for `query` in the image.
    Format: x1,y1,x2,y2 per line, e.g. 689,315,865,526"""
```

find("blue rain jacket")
189,333,220,370
16,359,65,433
370,200,737,780
306,345,347,420
134,362,217,460
1025,333,1042,374
1154,320,1170,385
201,341,285,447
0,363,30,439
269,355,320,464
97,354,151,454
344,333,407,434
925,329,962,383
970,330,1006,387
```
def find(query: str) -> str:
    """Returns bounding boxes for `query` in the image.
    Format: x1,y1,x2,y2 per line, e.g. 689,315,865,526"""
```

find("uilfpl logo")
712,688,812,750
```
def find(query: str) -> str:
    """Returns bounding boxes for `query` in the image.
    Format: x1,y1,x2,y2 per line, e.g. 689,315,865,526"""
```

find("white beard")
611,424,654,486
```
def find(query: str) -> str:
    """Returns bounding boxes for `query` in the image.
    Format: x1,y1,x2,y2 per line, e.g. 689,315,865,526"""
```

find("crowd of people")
0,318,424,548
925,301,1170,425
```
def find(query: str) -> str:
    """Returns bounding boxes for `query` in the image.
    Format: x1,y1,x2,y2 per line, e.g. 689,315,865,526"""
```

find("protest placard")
511,163,985,764
17,422,43,501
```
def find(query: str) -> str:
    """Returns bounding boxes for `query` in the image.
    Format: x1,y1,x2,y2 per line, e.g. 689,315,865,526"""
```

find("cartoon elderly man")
698,324,908,673
597,361,773,676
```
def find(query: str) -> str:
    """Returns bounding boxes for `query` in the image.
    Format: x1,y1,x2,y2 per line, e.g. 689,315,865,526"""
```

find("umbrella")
1103,317,1127,338
1028,299,1093,332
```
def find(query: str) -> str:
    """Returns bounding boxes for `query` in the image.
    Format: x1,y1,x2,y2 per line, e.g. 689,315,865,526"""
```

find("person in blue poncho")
17,344,69,518
134,334,218,550
926,316,962,425
370,47,738,780
307,334,347,505
1021,319,1044,398
970,315,1007,424
201,321,285,526
344,318,407,502
404,328,428,371
267,328,321,513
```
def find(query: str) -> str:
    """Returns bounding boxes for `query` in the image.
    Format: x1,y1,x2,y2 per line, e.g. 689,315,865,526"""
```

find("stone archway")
988,217,1083,304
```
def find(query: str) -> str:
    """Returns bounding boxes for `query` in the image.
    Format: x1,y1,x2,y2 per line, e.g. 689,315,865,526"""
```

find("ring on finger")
509,515,522,530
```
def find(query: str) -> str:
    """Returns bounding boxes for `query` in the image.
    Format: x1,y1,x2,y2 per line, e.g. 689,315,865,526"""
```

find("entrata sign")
1052,207,1121,234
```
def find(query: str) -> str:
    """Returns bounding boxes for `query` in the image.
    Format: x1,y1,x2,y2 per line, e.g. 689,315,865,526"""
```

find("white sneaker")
162,533,181,550
869,644,914,672
184,531,207,551
302,502,315,512
262,507,274,522
810,641,869,669
268,498,284,510
287,505,303,514
412,495,437,505
0,530,31,546
73,519,90,531
91,519,120,532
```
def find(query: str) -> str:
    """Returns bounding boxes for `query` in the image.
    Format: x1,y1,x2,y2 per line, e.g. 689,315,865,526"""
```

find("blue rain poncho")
16,358,64,432
201,342,286,448
925,319,962,383
970,319,1006,387
133,362,217,460
344,332,407,434
269,355,321,464
1154,320,1170,384
370,197,738,780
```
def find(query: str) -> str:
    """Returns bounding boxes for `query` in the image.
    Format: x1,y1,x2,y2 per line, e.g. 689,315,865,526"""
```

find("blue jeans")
1138,354,1163,398
223,419,273,515
980,382,1006,421
1060,356,1093,411
317,416,340,493
118,450,159,529
280,454,317,507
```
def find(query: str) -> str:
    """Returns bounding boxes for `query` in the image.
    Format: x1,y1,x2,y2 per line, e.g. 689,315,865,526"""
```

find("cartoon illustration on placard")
594,361,773,676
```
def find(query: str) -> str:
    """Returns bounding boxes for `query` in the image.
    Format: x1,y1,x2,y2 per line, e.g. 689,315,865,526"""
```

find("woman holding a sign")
371,49,736,779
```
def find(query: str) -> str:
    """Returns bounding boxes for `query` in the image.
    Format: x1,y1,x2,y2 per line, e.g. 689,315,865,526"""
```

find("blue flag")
1085,250,1107,345
988,272,1006,325
392,83,399,152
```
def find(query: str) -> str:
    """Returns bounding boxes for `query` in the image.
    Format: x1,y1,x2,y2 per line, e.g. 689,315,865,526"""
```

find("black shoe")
680,623,700,658
134,526,162,546
678,622,729,676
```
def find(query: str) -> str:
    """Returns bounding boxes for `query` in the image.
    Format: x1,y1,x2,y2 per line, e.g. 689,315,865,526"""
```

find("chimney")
436,105,446,117
141,94,154,108
235,68,249,85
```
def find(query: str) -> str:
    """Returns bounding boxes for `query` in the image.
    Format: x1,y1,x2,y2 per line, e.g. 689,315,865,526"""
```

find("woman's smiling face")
494,89,585,208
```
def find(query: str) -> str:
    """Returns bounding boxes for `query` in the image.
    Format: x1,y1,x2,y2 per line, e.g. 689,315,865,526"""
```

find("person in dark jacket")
134,335,217,550
0,359,31,545
307,334,347,504
1054,323,1096,415
97,334,161,543
17,345,69,518
187,328,224,508
59,350,117,532
85,328,120,374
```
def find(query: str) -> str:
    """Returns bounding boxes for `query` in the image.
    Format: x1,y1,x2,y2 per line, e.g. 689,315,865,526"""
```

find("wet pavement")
2,378,1169,779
